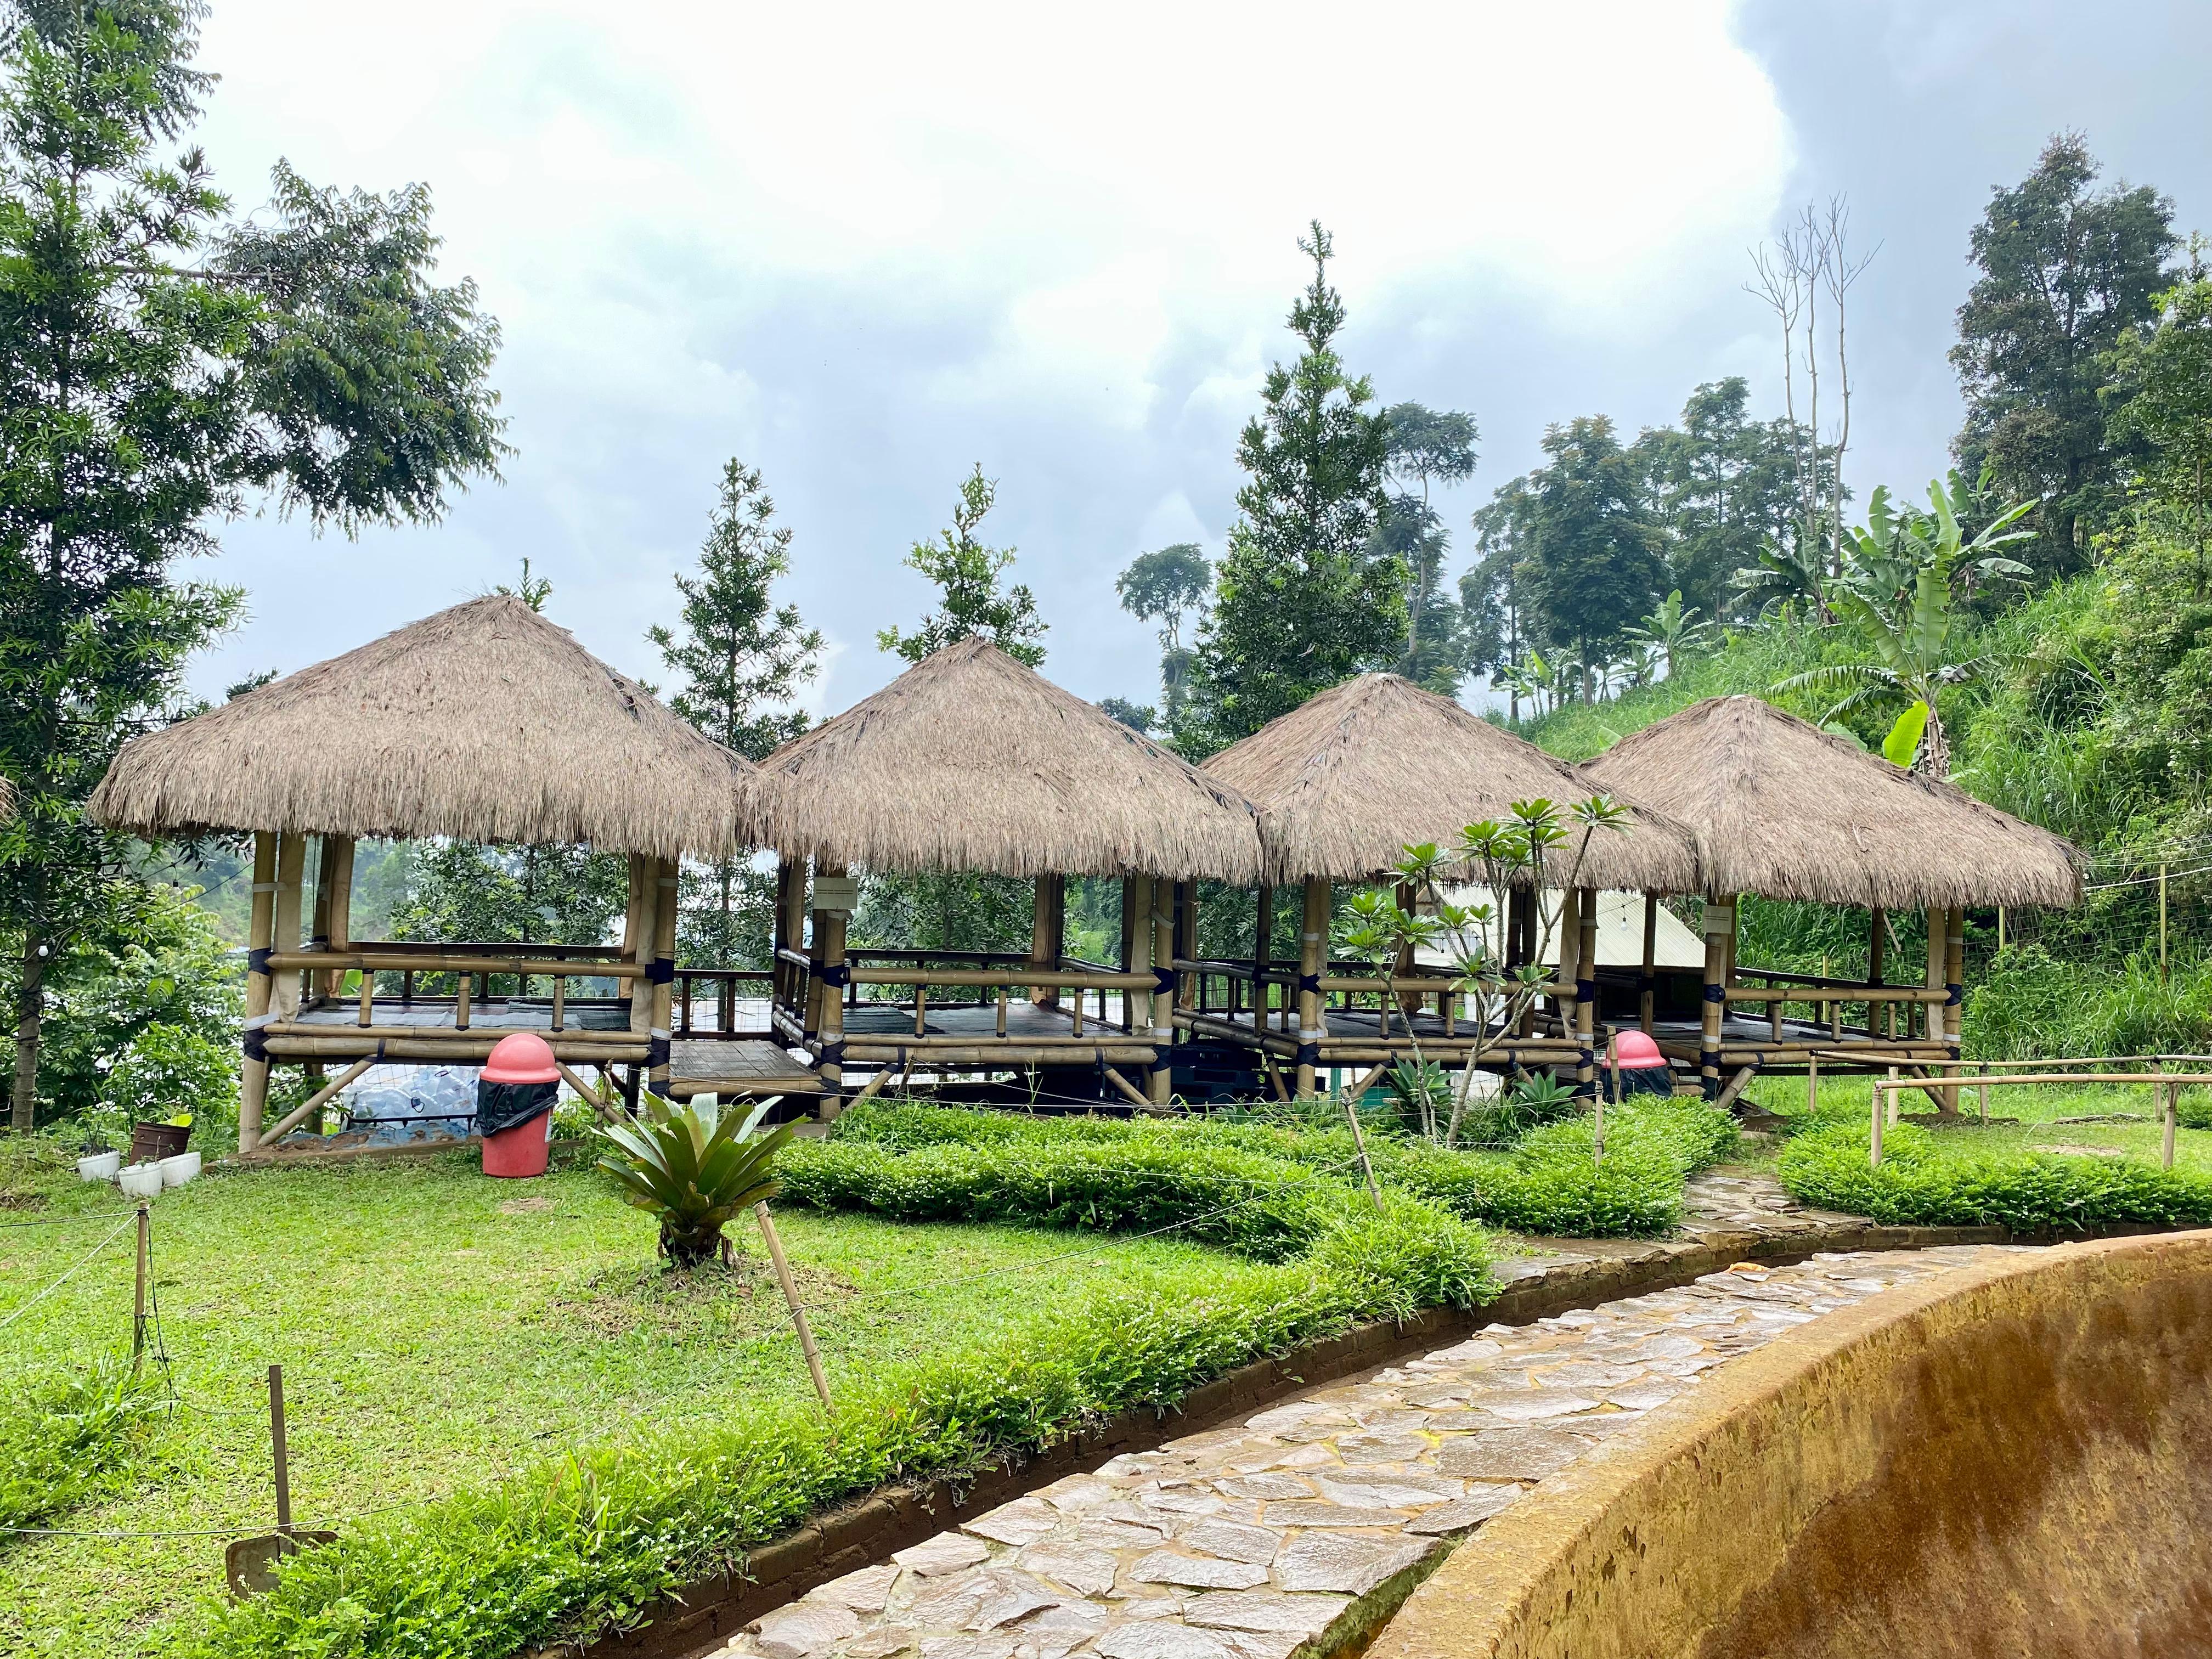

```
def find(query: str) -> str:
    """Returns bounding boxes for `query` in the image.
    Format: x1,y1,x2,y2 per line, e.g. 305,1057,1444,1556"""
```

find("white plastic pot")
77,1150,121,1182
157,1150,201,1188
117,1163,165,1200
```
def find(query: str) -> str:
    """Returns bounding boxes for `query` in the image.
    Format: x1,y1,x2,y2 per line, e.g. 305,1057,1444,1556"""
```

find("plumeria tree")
1337,796,1629,1147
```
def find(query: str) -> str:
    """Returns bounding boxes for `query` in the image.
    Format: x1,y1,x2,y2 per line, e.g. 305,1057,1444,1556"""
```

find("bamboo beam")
552,1060,628,1126
239,833,279,1158
265,950,647,979
253,1055,376,1151
1295,877,1328,1100
1101,1065,1150,1109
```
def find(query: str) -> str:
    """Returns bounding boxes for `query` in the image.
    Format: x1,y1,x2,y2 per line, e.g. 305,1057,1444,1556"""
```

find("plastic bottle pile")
340,1065,479,1143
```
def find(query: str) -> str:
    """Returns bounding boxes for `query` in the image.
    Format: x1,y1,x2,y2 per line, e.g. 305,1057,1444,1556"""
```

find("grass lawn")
1731,1070,2212,1176
0,1136,1268,1659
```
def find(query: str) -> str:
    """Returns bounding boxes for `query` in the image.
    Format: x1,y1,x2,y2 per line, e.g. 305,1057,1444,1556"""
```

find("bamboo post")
1923,904,1946,1055
1575,887,1598,1098
131,1203,150,1368
313,836,354,1002
1148,879,1176,1106
1942,905,1965,1111
1887,1064,1900,1126
1639,891,1657,1033
2163,1077,2178,1171
1699,895,1729,1101
648,859,680,1099
1393,878,1420,1025
550,977,565,1032
754,1201,833,1413
1295,877,1328,1100
813,864,850,1108
1870,1080,1885,1167
240,832,278,1156
454,974,471,1029
271,833,306,1020
1126,874,1152,1043
626,856,656,1037
1599,1028,1615,1165
1996,904,2006,954
1254,884,1274,1027
771,856,798,1011
1029,874,1064,1008
1807,1049,1819,1116
1177,881,1200,1014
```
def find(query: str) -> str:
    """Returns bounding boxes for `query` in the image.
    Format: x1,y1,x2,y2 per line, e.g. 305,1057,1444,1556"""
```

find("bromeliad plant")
597,1099,792,1267
1339,797,1629,1148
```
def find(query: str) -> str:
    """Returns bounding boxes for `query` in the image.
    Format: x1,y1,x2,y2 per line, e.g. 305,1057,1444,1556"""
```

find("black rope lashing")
646,957,675,986
1703,984,1727,1002
645,1036,670,1068
246,947,272,977
1294,1042,1321,1067
1153,967,1178,994
1576,978,1596,1002
1296,973,1322,995
818,964,852,989
242,1028,268,1063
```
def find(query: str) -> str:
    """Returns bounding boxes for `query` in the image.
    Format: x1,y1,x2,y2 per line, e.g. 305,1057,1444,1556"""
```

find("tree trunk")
10,933,46,1135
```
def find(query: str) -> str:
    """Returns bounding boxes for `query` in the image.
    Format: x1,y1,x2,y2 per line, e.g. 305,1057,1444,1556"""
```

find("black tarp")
475,1077,558,1137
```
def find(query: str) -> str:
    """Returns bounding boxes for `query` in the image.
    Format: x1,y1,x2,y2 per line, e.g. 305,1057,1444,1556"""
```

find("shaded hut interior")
1582,696,2086,1103
748,639,1264,1112
1189,674,1703,1101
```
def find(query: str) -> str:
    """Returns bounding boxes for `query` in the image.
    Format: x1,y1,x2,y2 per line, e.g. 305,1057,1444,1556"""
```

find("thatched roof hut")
1580,695,2083,908
90,596,752,861
1199,673,1701,891
750,637,1263,881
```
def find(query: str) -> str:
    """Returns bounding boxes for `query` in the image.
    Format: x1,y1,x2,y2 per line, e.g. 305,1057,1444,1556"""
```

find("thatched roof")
90,596,753,860
750,638,1262,880
1199,674,1702,890
1580,695,2084,908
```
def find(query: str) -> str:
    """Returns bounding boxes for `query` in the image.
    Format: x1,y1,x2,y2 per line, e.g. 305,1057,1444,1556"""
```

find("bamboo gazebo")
749,637,1263,1111
1582,695,2085,1104
1193,674,1702,1099
89,596,799,1153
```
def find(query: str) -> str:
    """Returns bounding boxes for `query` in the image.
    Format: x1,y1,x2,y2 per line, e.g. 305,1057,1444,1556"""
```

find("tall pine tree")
1178,224,1398,754
649,459,822,967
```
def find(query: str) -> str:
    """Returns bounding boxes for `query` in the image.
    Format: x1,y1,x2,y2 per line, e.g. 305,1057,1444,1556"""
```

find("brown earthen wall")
1367,1231,2212,1659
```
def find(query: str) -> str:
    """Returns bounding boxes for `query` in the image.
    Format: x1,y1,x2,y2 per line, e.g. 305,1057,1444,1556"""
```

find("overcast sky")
182,0,2212,719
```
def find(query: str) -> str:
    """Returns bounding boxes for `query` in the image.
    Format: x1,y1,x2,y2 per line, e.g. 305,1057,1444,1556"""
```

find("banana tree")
597,1098,792,1267
1776,568,1982,776
1623,589,1712,680
1837,472,2033,614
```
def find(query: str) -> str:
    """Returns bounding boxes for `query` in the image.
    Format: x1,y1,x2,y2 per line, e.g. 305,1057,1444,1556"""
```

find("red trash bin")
478,1032,558,1178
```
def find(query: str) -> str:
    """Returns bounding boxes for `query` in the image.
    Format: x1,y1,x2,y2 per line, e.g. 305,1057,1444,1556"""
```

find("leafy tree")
1098,696,1154,732
1629,379,1810,619
1522,416,1664,698
1379,402,1478,684
649,458,822,968
391,840,628,972
1178,223,1399,753
1115,542,1209,719
1951,132,2179,578
0,1,506,1130
878,465,1045,667
2106,247,2212,563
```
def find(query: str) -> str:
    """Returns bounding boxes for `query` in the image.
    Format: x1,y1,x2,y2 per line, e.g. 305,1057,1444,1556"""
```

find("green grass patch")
0,1355,168,1531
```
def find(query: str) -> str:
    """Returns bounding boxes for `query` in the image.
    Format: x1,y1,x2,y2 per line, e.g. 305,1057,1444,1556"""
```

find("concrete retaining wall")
1368,1230,2212,1659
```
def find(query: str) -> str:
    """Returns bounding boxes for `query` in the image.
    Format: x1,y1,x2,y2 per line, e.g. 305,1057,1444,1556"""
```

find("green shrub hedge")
190,1122,1493,1659
1776,1116,2212,1230
819,1097,1737,1240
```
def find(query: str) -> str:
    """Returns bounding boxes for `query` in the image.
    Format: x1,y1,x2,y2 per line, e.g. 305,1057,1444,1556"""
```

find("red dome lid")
482,1031,561,1084
1611,1029,1666,1068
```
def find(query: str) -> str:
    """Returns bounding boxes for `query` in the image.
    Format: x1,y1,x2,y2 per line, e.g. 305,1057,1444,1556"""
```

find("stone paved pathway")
724,1244,2027,1659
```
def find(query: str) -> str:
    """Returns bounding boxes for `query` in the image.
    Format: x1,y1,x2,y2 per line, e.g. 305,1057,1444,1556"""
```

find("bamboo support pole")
814,863,850,1107
271,833,306,1019
754,1203,833,1414
996,986,1009,1036
356,976,373,1027
1944,905,1966,1111
238,834,278,1158
1639,892,1657,1033
647,861,679,1099
1922,904,1945,1049
131,1204,149,1368
1575,888,1598,1097
1148,880,1176,1106
2163,1078,2178,1170
552,1060,629,1126
1807,1049,1818,1114
1296,877,1328,1100
1029,874,1065,1007
1699,896,1728,1099
454,974,471,1029
1600,1029,1616,1164
1254,884,1274,1001
627,856,658,1036
1177,881,1200,1015
1101,1065,1150,1109
912,985,927,1038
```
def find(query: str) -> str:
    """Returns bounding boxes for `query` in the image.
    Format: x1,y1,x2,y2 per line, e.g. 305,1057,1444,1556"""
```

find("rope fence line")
0,1207,146,1231
0,1213,136,1332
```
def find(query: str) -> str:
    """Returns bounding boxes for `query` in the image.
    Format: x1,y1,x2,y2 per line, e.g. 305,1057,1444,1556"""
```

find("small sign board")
225,1530,337,1598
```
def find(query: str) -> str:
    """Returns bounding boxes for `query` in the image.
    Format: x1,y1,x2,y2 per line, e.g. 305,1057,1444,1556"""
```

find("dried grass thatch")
1581,695,2084,908
751,637,1262,881
90,596,753,859
1200,674,1702,890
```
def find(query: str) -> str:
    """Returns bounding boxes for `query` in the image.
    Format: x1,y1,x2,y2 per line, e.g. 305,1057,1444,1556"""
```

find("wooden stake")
131,1204,150,1368
267,1364,294,1538
1599,1029,1616,1165
2163,1078,2177,1171
1575,888,1598,1098
754,1202,832,1413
